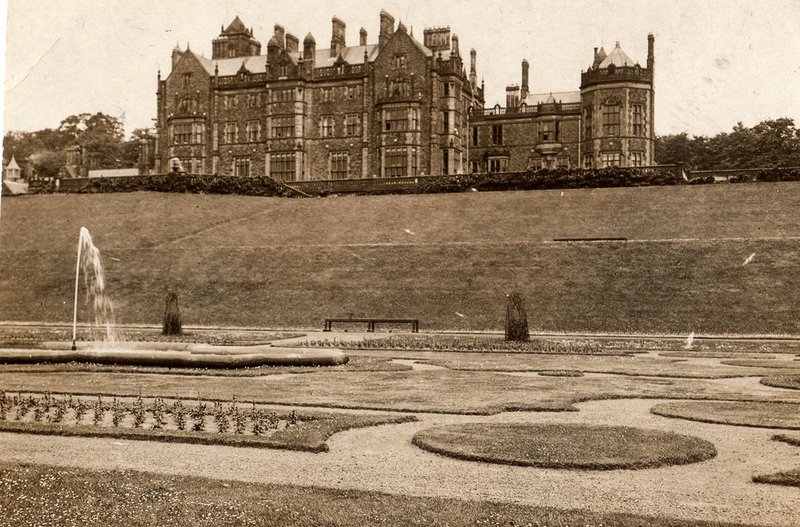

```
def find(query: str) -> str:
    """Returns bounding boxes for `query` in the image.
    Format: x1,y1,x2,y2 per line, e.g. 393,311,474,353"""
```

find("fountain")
72,227,118,350
0,228,348,368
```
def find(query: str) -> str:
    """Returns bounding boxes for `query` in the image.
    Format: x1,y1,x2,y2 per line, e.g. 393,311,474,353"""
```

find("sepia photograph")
1,0,799,525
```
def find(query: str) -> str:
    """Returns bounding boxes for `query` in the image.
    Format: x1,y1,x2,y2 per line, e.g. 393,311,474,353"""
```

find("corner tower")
579,36,654,168
212,16,262,59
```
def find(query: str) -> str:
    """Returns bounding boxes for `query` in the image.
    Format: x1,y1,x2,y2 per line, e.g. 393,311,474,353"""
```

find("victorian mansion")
152,11,654,180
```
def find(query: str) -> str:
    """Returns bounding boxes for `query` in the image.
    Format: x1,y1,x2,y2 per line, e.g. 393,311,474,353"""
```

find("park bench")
323,318,419,333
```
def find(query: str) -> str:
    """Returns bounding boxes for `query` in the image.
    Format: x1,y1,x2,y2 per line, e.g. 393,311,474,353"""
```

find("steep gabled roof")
599,42,637,68
523,91,581,105
315,44,378,67
6,156,20,170
223,16,248,34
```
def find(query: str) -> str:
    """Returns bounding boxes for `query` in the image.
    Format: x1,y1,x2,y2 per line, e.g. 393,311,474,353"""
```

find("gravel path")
1,397,798,525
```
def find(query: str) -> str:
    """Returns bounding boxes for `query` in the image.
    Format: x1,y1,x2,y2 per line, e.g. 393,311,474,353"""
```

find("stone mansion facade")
152,11,654,179
155,11,483,180
469,37,655,172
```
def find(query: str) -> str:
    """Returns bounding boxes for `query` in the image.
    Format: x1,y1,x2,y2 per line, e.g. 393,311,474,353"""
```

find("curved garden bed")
0,342,348,369
0,391,412,451
760,374,800,390
412,423,716,470
651,401,800,429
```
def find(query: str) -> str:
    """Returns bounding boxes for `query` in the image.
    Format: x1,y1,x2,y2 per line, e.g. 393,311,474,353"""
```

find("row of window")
227,152,345,181
171,123,205,145
320,114,362,137
221,93,264,109
582,151,645,168
584,104,646,139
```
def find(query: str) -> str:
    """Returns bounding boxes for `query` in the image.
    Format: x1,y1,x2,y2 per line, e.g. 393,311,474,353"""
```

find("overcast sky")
3,0,800,138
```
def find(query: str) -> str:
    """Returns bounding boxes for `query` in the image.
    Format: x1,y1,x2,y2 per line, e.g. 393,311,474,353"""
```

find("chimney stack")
506,85,520,109
451,34,459,56
469,48,477,92
521,59,529,100
360,27,367,46
273,25,286,48
285,33,299,53
379,10,395,48
647,33,655,70
331,17,346,57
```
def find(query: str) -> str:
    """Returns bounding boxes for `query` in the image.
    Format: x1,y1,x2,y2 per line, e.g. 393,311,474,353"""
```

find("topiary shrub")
505,292,529,342
162,288,182,336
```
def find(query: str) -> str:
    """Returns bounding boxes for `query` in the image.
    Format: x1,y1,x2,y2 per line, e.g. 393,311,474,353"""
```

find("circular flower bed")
651,401,800,429
412,423,716,470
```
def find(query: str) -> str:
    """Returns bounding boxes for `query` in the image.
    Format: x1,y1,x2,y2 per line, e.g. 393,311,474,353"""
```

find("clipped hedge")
377,166,688,196
74,174,299,197
729,168,800,183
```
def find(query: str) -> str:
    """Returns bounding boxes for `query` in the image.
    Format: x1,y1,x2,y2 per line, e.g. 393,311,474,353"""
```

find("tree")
162,288,182,336
505,292,529,342
58,112,126,168
120,128,156,167
656,118,800,170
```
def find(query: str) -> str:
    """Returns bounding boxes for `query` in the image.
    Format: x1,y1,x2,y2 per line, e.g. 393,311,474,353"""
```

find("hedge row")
367,167,689,196
74,174,298,197
728,168,800,183
53,166,800,198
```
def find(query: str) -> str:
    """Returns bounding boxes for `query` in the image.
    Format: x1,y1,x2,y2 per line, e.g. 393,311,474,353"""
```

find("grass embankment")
0,392,412,452
0,462,760,527
2,185,800,333
651,401,800,429
0,327,302,348
412,423,716,470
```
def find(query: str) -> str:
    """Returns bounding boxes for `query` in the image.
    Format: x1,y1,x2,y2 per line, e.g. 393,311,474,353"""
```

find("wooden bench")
323,318,419,333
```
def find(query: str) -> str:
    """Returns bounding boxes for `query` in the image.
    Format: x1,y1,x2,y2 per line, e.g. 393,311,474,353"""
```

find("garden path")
0,397,798,526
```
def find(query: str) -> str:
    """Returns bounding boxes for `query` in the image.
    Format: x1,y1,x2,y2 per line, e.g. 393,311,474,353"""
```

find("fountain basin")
0,342,348,368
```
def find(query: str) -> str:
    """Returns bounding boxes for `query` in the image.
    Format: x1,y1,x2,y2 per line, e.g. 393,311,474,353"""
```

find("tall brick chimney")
521,59,530,100
286,33,299,53
331,17,346,57
379,10,395,48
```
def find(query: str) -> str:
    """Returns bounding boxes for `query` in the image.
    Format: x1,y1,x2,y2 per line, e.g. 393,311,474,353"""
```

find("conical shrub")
505,292,529,342
162,288,182,336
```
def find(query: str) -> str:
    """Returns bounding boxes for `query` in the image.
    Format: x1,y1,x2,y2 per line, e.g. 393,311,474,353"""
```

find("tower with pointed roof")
468,35,655,172
212,16,261,59
580,36,655,168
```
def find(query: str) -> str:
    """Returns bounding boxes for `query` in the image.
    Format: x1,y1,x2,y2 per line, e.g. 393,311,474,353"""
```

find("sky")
2,0,800,138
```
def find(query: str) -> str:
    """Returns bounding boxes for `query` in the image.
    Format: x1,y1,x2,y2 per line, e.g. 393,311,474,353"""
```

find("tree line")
655,118,800,170
3,112,154,178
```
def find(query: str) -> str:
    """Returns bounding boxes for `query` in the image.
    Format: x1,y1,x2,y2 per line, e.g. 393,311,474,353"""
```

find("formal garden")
1,183,800,526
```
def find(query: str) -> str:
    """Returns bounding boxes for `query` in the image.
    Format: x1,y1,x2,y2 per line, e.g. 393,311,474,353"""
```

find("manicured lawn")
0,367,793,416
390,350,786,378
651,401,800,429
0,462,758,527
412,423,716,469
3,187,800,333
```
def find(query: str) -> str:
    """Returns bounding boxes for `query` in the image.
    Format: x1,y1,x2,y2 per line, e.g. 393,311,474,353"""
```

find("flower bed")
651,401,800,429
412,423,716,469
301,335,608,355
0,391,413,452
